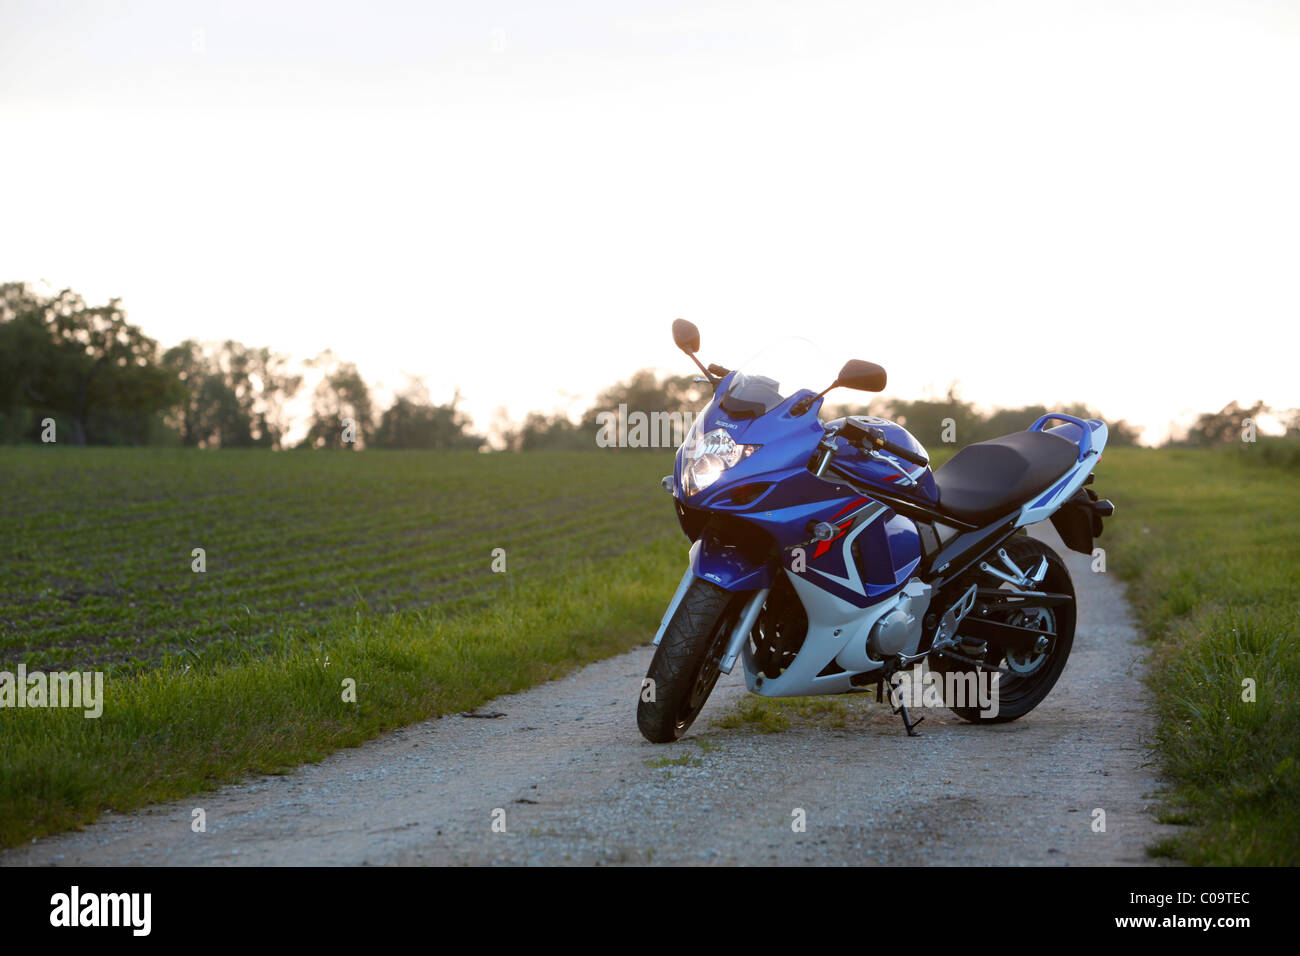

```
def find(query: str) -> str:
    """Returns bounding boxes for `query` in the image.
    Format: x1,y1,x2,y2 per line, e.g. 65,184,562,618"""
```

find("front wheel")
637,579,745,743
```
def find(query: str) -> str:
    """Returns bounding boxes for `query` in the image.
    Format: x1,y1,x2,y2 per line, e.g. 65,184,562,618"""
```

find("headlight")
680,427,759,496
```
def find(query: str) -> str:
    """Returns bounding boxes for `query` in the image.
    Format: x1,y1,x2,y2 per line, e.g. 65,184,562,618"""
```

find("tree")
0,283,50,441
372,383,485,450
0,282,182,444
163,339,301,448
488,406,521,452
1101,418,1142,447
576,369,707,449
582,370,705,426
514,412,589,451
301,360,374,449
1185,400,1269,447
830,389,1144,448
879,384,983,449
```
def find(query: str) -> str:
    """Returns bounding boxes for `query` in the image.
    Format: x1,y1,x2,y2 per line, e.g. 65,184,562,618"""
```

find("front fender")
691,533,777,592
652,538,776,648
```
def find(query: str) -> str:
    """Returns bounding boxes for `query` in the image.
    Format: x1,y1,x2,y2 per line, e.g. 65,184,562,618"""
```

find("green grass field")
1,442,1296,861
1099,443,1300,865
0,447,687,846
0,448,679,672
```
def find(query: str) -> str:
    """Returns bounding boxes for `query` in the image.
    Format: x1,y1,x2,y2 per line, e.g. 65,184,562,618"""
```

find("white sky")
3,0,1297,444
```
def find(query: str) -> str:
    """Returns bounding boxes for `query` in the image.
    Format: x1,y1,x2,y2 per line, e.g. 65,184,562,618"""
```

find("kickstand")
881,674,923,737
893,699,924,737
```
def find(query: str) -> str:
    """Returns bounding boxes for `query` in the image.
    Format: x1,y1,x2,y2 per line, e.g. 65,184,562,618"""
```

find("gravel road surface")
3,527,1176,866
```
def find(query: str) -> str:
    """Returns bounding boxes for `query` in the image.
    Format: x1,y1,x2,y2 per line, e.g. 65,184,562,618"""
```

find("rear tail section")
1014,414,1115,547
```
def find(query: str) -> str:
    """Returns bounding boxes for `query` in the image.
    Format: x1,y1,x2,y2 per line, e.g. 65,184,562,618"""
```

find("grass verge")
1099,444,1299,865
0,537,682,848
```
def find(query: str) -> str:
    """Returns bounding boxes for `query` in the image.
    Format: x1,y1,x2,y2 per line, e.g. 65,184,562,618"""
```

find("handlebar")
860,425,930,468
809,418,930,478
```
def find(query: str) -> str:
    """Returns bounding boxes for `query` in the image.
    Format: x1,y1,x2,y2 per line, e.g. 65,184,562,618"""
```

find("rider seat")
933,430,1078,525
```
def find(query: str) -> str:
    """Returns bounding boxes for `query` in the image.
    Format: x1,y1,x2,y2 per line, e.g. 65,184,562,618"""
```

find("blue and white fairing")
671,371,928,609
653,334,1114,700
662,368,938,696
1015,416,1109,527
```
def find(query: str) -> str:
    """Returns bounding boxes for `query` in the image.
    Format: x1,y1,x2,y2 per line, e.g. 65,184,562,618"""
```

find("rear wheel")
638,579,746,743
930,535,1076,723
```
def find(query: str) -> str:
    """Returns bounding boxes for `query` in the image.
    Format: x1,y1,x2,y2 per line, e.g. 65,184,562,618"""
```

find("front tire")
637,579,744,743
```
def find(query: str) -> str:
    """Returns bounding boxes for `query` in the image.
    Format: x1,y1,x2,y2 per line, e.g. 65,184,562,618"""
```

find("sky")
2,0,1298,445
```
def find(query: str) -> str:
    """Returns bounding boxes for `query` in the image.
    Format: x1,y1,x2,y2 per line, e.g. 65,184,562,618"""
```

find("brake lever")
867,448,918,486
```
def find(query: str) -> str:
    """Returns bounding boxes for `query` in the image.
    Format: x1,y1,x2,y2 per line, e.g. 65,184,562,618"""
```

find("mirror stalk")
792,387,832,417
684,350,717,385
793,360,888,416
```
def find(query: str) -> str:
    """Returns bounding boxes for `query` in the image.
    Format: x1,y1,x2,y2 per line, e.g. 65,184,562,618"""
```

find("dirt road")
3,528,1175,866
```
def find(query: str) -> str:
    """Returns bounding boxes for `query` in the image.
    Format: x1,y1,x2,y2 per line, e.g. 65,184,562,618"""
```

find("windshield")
721,336,838,416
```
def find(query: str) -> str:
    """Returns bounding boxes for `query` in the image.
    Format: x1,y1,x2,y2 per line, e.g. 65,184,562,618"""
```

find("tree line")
0,282,483,449
3,281,1283,450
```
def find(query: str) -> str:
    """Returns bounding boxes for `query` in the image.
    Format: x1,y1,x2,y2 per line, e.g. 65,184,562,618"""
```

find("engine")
865,580,933,662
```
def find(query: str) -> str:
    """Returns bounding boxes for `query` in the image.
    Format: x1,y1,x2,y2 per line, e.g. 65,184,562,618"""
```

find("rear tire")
637,579,744,743
930,535,1076,724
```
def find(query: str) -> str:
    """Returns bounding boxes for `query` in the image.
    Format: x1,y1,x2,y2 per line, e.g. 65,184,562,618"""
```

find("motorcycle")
637,319,1114,743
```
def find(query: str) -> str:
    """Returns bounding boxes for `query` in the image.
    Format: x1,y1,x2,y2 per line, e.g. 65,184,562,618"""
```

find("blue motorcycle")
638,319,1115,742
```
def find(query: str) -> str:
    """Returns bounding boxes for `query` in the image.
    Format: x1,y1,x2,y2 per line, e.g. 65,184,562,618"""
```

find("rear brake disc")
1003,608,1052,675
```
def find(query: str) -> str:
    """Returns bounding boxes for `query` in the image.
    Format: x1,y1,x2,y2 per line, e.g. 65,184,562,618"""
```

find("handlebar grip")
882,440,929,468
863,427,929,468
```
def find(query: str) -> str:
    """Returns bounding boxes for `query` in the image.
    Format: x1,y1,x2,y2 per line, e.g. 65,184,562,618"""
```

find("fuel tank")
825,415,939,507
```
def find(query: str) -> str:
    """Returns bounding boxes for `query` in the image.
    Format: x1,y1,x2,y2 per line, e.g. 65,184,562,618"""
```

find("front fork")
719,588,770,674
652,546,770,677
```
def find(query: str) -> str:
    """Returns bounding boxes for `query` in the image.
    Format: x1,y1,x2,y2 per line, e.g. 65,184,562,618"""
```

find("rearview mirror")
672,318,700,354
835,359,887,393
